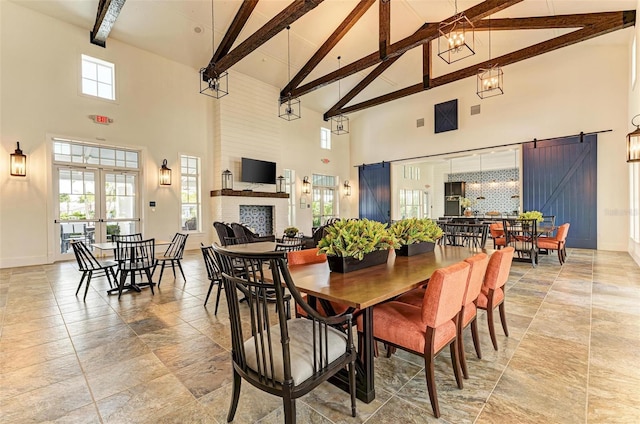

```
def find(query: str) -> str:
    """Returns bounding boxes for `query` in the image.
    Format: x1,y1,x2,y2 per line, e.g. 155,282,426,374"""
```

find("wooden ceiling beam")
90,0,127,47
423,39,431,90
290,0,522,98
205,0,323,79
209,0,260,67
472,11,635,31
326,10,634,118
280,0,375,97
379,0,390,60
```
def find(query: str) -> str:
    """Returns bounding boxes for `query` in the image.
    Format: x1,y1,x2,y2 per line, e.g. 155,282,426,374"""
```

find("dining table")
224,241,488,404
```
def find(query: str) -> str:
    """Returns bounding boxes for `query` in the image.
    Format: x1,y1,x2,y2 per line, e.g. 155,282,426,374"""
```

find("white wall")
350,36,632,251
628,0,640,265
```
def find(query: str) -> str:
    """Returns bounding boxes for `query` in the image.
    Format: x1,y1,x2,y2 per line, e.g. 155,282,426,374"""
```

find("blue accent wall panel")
523,135,597,249
358,162,391,223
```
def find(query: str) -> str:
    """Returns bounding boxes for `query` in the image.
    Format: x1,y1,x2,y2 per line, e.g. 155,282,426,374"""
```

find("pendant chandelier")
438,0,475,64
200,0,228,99
477,16,503,99
331,56,349,135
279,26,301,120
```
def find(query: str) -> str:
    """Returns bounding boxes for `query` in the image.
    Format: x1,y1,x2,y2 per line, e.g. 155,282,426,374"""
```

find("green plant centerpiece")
518,210,544,223
283,226,299,237
389,218,443,256
318,219,399,273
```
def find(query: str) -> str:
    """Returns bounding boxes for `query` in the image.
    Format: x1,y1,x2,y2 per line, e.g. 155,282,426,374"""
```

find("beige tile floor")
1,248,639,423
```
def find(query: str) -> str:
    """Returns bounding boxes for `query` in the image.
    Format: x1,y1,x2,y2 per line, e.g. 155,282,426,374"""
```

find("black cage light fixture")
438,0,475,64
343,180,352,196
279,26,301,121
10,141,26,177
302,176,311,194
627,114,640,162
477,16,504,99
199,0,228,99
159,159,172,186
222,169,233,190
331,56,349,135
276,175,286,193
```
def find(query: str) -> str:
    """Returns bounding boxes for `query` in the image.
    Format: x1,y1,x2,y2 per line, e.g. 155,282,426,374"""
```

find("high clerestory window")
81,54,116,100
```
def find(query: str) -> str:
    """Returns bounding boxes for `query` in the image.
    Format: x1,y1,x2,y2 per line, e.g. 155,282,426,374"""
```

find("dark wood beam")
205,0,323,79
280,0,375,97
290,0,522,98
209,0,259,66
423,40,431,90
90,0,127,47
324,23,428,119
326,10,634,118
379,0,390,60
472,11,636,31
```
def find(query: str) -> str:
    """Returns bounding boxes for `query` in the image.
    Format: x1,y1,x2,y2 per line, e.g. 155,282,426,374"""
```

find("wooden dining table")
225,241,487,404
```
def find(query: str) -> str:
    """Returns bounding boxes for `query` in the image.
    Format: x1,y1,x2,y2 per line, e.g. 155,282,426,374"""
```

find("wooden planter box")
395,241,436,257
327,250,389,273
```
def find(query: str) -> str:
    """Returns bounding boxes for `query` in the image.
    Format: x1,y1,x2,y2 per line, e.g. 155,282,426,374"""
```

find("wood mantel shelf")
210,189,289,199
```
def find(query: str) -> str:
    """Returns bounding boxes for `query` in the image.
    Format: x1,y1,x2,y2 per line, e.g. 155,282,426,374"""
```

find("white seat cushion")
243,318,348,385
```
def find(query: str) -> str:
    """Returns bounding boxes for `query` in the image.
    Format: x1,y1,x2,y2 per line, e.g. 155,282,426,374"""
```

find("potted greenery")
389,218,443,256
519,210,544,222
460,197,474,216
283,226,299,237
318,218,399,273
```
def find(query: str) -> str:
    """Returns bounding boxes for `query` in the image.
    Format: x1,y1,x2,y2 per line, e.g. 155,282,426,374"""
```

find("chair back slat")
163,233,188,259
200,244,220,281
71,240,102,271
116,239,155,270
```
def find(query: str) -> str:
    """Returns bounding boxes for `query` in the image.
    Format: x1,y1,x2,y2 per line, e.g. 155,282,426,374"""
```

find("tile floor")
1,248,639,423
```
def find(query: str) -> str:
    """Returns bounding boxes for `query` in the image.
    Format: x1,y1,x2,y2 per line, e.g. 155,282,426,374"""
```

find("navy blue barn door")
522,134,597,249
358,162,391,223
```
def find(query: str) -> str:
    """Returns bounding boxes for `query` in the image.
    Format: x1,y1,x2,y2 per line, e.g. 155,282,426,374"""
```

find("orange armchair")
476,247,514,350
362,261,470,418
537,223,570,265
489,222,506,249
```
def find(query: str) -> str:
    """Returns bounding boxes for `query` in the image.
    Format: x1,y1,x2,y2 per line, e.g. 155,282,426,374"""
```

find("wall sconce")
627,114,640,162
159,159,171,186
10,142,26,177
302,176,311,194
343,180,351,196
222,169,233,190
276,175,285,193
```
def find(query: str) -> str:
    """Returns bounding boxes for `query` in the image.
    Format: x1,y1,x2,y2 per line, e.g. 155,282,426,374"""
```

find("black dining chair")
212,245,357,424
113,238,156,299
200,243,223,314
70,240,118,301
154,233,188,286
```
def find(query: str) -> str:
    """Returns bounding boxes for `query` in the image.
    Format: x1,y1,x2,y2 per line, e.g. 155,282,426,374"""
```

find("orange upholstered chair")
287,247,327,265
489,223,506,249
537,223,570,265
476,247,514,351
363,261,470,418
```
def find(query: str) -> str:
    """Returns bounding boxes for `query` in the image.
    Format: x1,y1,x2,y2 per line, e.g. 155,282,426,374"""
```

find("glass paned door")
55,167,99,259
104,172,140,241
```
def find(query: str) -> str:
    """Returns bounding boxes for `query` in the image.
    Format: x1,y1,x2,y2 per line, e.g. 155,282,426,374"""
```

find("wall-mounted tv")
241,157,276,184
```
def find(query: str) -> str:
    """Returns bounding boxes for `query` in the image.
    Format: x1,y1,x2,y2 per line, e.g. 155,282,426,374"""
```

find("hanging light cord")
337,56,342,101
287,27,291,89
211,0,215,60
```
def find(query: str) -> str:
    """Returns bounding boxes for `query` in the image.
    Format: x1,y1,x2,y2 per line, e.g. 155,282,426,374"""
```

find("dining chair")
362,261,470,418
154,232,188,286
114,238,156,299
489,222,506,249
537,223,570,265
200,243,223,314
476,247,515,350
213,222,235,246
112,233,145,279
502,218,538,266
70,240,118,301
212,245,357,424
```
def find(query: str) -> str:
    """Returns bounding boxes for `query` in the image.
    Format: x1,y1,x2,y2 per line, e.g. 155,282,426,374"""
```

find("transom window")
403,165,421,180
181,155,201,232
81,54,115,100
320,127,331,150
53,139,139,168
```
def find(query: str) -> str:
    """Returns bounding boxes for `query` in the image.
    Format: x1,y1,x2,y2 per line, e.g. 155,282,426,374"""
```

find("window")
181,155,201,232
81,54,115,100
320,127,331,150
284,169,295,226
403,165,421,180
312,174,336,227
54,139,138,168
399,189,423,219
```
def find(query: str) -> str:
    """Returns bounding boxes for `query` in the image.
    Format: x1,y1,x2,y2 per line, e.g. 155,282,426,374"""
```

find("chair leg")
118,271,128,300
171,260,176,278
177,260,186,281
499,302,509,337
144,268,155,295
348,360,356,417
204,280,214,306
76,272,87,296
214,282,223,315
450,340,463,389
157,262,166,287
227,369,242,423
458,327,469,380
83,271,93,301
283,396,296,424
486,306,499,351
424,352,440,418
470,318,482,359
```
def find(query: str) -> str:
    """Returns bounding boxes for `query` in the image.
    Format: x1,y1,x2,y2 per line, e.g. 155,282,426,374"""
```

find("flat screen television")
241,157,276,185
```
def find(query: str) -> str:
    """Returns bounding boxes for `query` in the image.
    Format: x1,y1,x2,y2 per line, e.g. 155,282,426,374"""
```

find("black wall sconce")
627,114,640,162
302,176,311,194
343,180,351,196
222,169,233,190
10,142,26,177
276,175,286,193
159,159,171,186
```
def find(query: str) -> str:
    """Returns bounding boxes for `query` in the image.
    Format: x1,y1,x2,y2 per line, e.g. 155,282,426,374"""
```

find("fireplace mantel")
210,189,289,199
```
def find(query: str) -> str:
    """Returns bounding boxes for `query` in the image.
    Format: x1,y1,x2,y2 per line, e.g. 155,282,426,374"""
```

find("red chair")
489,222,506,249
362,261,470,418
476,247,514,350
537,223,570,265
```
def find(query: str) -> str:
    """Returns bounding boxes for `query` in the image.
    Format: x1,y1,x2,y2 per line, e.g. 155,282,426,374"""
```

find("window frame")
320,127,332,150
180,154,202,233
80,54,116,101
